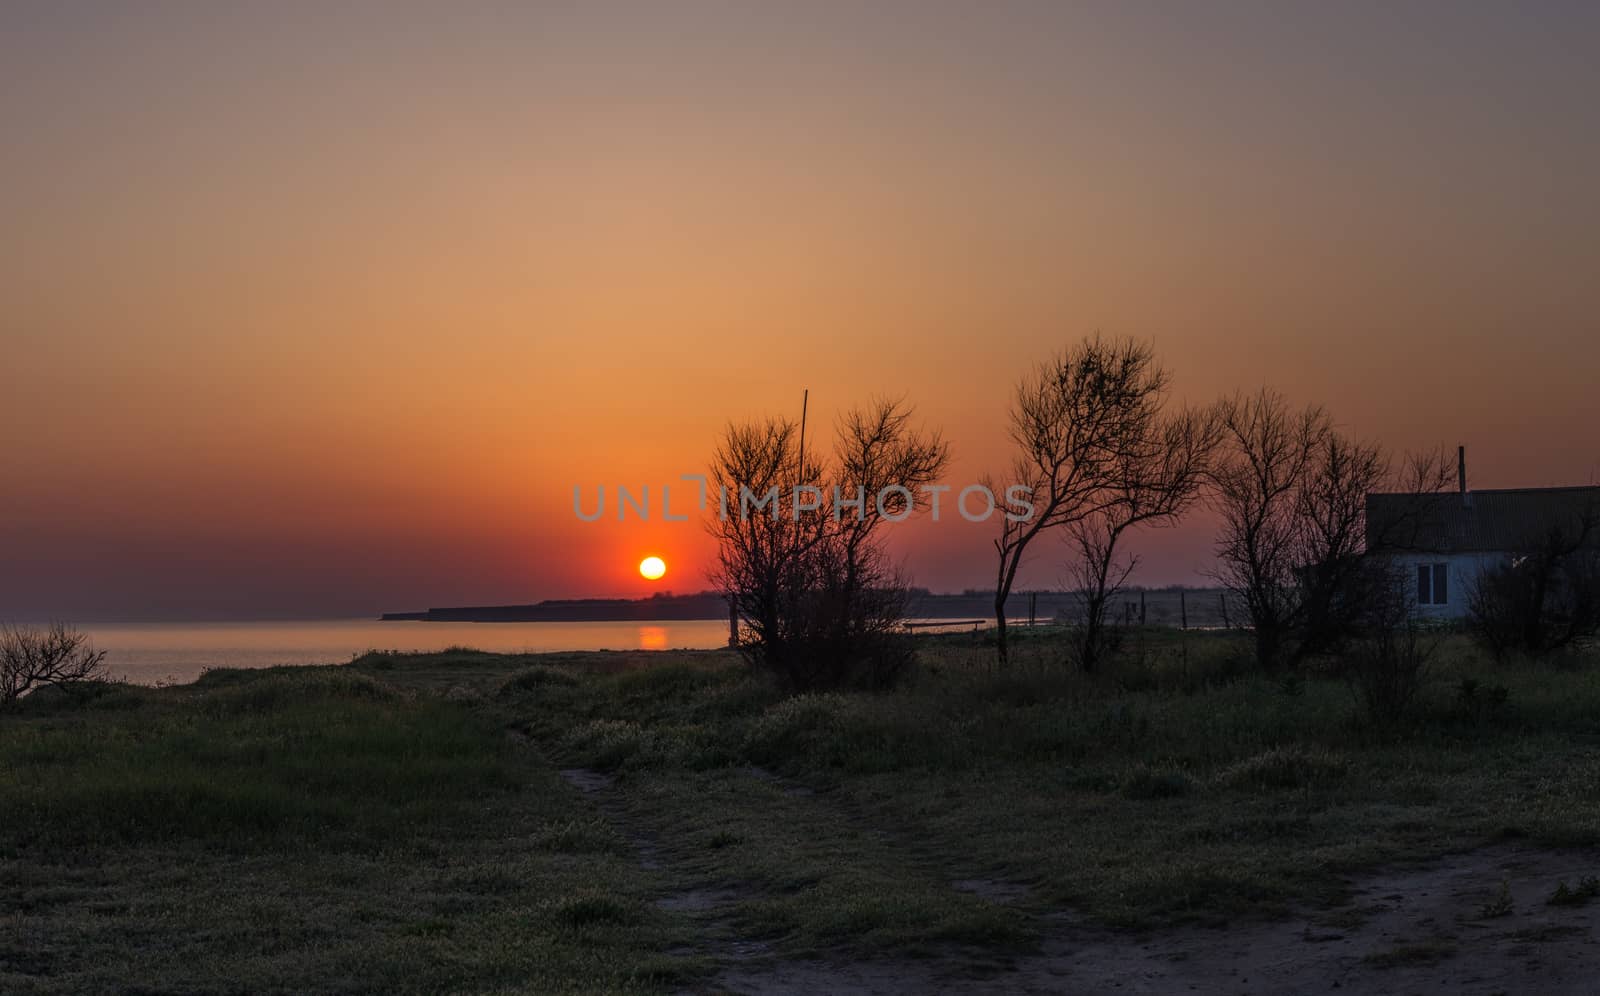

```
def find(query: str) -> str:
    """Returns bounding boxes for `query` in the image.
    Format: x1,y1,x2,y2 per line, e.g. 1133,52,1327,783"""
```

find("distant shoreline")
381,588,1236,626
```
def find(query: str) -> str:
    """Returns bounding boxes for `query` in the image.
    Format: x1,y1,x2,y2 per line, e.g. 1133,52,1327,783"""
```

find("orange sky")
3,3,1597,619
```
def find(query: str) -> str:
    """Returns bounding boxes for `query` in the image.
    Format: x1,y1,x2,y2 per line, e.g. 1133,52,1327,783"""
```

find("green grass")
2,671,518,854
5,630,1600,991
0,667,699,994
506,630,1600,931
1548,875,1600,907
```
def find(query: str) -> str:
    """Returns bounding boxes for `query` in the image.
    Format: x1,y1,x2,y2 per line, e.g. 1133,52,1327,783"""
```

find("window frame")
1416,562,1450,605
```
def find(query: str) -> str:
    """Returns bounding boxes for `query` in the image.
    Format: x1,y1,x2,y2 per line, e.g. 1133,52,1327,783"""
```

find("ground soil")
707,845,1600,995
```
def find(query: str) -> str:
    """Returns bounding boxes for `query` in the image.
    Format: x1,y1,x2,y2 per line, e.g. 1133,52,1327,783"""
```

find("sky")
3,1,1597,620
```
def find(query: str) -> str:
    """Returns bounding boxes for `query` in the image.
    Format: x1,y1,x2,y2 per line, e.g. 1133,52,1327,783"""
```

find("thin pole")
797,389,809,480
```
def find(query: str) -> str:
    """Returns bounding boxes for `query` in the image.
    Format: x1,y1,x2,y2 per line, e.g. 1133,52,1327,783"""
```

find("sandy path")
712,844,1600,995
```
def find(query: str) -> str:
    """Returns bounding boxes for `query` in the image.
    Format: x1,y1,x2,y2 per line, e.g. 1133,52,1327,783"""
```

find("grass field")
3,629,1599,993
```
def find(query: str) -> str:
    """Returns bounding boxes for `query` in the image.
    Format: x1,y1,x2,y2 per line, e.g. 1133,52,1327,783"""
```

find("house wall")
1386,551,1505,619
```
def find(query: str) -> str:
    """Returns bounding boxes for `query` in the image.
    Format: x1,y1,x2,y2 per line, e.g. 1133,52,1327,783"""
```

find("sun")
638,555,667,581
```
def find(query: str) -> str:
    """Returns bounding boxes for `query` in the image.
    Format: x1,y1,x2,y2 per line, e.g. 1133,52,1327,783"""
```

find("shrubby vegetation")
514,631,1600,932
1342,576,1438,724
1469,509,1600,661
709,399,946,691
1,623,108,708
517,629,1594,787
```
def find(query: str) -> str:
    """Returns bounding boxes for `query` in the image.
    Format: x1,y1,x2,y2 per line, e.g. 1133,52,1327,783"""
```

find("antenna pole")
797,389,809,481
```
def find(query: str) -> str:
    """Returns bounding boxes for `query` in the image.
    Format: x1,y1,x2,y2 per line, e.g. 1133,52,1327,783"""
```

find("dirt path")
554,763,777,970
712,844,1600,995
528,729,1600,995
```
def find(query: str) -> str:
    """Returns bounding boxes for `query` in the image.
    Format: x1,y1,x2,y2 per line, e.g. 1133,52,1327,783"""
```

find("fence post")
1139,590,1147,625
728,600,738,647
1179,589,1188,630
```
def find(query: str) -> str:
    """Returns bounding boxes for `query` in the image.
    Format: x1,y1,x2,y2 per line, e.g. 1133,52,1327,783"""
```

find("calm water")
82,619,734,687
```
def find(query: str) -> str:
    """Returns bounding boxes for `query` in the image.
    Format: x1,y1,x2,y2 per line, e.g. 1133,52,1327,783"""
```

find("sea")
80,618,736,687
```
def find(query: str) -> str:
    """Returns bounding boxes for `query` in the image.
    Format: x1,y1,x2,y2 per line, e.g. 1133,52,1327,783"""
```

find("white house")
1365,453,1600,619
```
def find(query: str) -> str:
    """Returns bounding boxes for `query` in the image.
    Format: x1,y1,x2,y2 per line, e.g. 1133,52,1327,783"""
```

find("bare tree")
1312,447,1455,659
991,336,1169,666
1293,431,1391,658
1066,402,1225,672
707,416,819,662
833,400,949,599
1209,389,1330,669
1,623,109,708
708,399,948,690
1469,503,1600,660
1212,389,1452,669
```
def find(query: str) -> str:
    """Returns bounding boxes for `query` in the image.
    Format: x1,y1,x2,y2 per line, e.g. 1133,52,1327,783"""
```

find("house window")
1417,563,1449,605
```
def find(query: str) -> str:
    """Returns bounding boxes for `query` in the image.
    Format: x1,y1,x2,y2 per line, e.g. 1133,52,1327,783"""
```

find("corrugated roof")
1366,487,1600,554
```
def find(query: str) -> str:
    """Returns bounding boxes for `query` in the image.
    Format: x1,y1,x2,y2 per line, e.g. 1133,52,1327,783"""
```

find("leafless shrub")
708,398,947,691
1346,564,1437,724
1,623,109,708
1469,506,1600,661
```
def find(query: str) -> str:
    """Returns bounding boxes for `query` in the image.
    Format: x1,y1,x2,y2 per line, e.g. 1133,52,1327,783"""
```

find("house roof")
1366,486,1600,554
